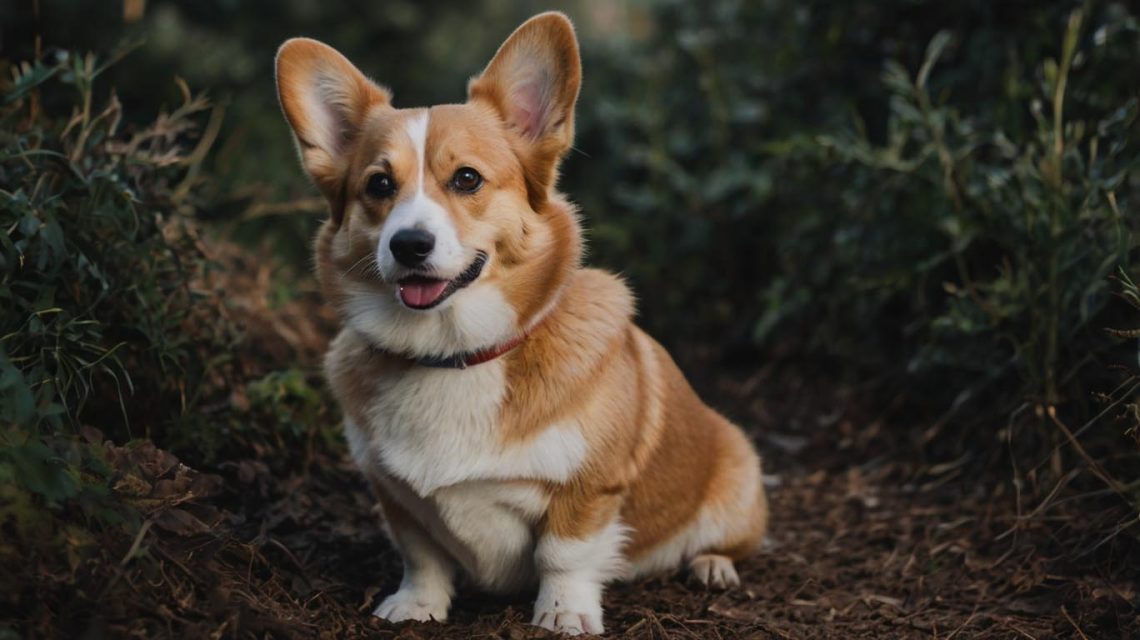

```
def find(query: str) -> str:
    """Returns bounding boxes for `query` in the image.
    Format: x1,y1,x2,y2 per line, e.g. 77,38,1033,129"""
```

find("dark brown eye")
450,167,483,193
365,173,396,199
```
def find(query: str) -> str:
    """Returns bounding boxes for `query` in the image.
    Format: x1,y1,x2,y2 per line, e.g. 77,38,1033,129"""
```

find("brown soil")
29,375,1135,640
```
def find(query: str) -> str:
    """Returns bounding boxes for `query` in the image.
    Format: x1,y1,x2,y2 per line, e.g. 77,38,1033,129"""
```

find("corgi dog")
275,12,767,636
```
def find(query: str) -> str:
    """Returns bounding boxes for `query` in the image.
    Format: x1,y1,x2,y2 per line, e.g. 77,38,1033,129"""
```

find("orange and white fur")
276,13,767,636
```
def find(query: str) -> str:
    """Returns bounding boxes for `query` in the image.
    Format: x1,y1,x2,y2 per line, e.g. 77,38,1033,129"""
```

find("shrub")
802,9,1140,518
814,9,1137,411
790,4,1138,459
577,4,1138,412
0,47,220,620
0,47,342,626
0,50,226,435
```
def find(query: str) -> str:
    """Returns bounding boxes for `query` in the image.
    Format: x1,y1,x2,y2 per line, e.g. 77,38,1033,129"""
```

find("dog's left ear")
276,38,392,224
468,12,581,208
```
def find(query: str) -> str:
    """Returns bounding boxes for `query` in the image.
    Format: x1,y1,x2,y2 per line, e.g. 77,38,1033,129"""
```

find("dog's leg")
531,493,626,636
372,490,455,623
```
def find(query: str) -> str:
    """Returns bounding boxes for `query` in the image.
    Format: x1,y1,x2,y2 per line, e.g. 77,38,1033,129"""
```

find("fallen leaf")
357,586,380,613
153,508,213,536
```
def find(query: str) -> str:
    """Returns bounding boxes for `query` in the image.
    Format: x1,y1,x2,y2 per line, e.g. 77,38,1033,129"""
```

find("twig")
96,519,154,600
944,607,979,640
173,102,225,202
241,197,328,220
120,518,153,566
1060,606,1090,640
996,468,1080,540
1049,408,1130,500
1031,376,1140,475
1003,620,1039,640
268,537,313,588
152,543,204,585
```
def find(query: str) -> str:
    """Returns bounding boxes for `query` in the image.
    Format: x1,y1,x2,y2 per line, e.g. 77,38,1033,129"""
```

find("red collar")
413,329,533,369
366,308,551,370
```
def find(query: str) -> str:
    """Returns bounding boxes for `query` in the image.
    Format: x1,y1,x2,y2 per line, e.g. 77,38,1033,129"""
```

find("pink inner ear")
308,70,361,153
509,75,551,139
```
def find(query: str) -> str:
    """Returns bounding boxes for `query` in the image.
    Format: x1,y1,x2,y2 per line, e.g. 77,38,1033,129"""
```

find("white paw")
688,554,740,590
533,609,603,636
532,575,604,636
372,588,449,623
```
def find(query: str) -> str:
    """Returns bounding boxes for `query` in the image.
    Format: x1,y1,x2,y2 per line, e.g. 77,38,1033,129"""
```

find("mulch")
27,372,1134,640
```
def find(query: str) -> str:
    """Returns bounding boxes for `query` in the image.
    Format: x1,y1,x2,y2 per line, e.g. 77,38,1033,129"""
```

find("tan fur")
279,11,768,633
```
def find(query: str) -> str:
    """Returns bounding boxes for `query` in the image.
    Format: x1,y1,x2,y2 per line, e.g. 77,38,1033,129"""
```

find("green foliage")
563,1,1140,527
570,0,813,343
0,48,343,617
243,368,340,464
0,425,132,539
575,2,1139,427
809,7,1138,415
0,51,220,434
0,46,343,462
247,369,327,440
170,367,340,469
0,50,215,604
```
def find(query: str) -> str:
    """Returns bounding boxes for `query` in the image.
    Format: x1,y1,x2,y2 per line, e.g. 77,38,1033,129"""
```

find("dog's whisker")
345,254,376,277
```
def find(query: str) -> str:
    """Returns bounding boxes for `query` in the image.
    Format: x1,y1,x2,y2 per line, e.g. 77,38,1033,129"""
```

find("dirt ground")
36,367,1133,640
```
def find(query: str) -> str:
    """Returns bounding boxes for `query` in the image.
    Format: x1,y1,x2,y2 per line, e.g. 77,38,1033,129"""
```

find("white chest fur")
342,359,589,591
345,361,587,494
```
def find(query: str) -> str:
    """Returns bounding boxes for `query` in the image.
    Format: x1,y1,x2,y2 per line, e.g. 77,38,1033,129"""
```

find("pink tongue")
399,280,448,308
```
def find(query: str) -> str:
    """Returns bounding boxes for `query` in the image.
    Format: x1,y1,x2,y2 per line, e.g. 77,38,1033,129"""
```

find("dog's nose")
389,229,436,267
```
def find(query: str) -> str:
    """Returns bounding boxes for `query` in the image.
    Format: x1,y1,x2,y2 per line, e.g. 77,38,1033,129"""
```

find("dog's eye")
450,167,483,193
365,173,397,199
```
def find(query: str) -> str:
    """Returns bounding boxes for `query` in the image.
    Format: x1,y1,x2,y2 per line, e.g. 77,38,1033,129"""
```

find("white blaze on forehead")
376,110,467,278
405,111,430,195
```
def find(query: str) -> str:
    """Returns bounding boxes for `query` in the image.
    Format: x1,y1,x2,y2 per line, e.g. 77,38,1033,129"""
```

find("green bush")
577,3,1137,413
811,11,1137,416
0,48,343,622
0,50,224,436
0,49,215,613
0,45,342,458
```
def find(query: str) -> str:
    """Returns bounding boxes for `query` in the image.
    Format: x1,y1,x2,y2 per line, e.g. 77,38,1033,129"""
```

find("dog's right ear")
276,38,391,223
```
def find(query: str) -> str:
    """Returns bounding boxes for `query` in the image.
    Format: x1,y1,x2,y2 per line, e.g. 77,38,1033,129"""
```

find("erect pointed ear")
467,12,581,208
276,38,391,223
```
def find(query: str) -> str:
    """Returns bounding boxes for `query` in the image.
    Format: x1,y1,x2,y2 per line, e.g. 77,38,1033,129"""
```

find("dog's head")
276,13,583,357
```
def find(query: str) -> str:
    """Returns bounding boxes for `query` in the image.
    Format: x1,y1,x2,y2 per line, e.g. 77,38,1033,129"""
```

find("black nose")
390,229,435,267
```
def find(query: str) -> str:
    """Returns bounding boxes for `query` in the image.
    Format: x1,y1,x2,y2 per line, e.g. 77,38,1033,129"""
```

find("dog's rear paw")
688,554,740,590
373,588,449,623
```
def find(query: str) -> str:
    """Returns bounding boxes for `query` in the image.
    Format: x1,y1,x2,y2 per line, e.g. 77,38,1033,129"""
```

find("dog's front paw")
373,588,449,623
533,608,603,636
531,576,603,636
688,553,740,590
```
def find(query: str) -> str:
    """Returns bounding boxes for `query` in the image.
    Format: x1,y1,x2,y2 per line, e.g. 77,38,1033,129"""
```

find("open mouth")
396,251,488,310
